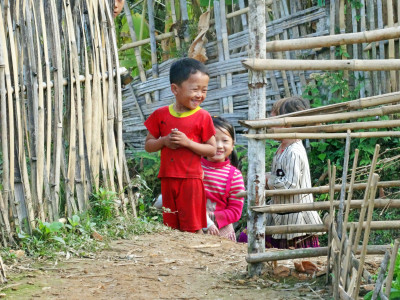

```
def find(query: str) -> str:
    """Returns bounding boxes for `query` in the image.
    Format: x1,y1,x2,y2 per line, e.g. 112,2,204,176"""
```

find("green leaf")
51,236,66,245
318,153,326,161
49,222,64,233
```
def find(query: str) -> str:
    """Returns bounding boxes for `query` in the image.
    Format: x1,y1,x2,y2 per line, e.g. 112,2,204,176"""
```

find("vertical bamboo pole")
352,3,364,98
48,0,64,219
280,0,297,95
12,0,34,229
377,0,387,94
330,0,336,60
179,0,190,43
124,1,152,104
147,0,159,101
214,0,229,113
360,0,372,95
31,0,46,220
238,0,248,31
385,239,400,297
220,0,233,113
139,0,147,53
247,0,266,276
353,144,380,251
39,0,53,209
352,173,379,298
22,0,40,226
388,0,397,91
367,0,378,95
104,0,125,213
170,0,181,50
272,0,290,97
342,223,356,290
337,130,351,239
339,0,349,80
326,164,336,284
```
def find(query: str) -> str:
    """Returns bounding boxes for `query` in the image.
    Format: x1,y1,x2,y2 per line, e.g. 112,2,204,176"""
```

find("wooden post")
147,0,159,101
123,1,152,104
179,0,190,43
377,0,387,94
170,0,181,50
247,0,267,276
385,239,400,298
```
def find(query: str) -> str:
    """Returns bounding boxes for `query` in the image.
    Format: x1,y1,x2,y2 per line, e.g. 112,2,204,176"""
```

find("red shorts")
161,178,207,232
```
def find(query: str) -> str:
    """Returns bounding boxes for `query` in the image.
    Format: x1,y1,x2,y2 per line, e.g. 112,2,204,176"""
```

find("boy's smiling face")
171,71,209,113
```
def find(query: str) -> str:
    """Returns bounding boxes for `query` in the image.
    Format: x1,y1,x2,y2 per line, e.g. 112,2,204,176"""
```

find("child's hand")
207,224,219,236
163,134,180,149
170,130,191,148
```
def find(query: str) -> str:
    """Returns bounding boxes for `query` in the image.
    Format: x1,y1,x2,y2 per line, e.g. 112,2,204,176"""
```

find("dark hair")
278,96,310,115
170,58,209,85
212,116,240,169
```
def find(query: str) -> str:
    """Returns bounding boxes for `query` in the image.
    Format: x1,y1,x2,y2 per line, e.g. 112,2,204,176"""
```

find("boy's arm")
170,131,216,157
144,132,179,152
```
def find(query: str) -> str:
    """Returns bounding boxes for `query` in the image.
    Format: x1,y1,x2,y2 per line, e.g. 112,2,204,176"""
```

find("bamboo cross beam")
264,26,400,52
265,91,400,118
118,32,174,51
267,120,400,134
235,180,400,197
240,103,400,128
246,245,391,263
242,58,400,71
265,220,400,235
243,131,400,140
5,67,128,95
250,199,400,213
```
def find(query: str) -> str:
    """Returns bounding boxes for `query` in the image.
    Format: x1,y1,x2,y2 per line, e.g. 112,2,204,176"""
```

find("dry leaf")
188,11,210,63
91,231,103,241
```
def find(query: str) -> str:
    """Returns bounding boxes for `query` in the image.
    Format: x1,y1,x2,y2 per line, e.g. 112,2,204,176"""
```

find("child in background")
265,96,323,248
144,58,216,233
202,116,245,242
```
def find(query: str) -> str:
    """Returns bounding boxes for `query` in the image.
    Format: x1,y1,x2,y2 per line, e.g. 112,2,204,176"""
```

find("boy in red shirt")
144,58,216,233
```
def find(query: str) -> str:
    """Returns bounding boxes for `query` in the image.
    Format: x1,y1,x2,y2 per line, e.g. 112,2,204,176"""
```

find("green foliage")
90,187,118,224
303,71,361,107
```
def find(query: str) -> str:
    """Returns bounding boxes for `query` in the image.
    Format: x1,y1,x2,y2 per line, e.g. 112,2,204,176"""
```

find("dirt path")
4,231,333,299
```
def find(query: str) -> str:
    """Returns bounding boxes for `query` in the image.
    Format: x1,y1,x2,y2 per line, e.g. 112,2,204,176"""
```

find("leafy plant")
90,188,118,224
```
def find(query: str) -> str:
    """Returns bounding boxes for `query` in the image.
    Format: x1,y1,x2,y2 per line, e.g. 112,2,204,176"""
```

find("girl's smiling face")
207,128,234,163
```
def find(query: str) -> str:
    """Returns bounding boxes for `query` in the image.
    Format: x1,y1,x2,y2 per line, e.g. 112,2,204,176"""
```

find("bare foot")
195,229,203,234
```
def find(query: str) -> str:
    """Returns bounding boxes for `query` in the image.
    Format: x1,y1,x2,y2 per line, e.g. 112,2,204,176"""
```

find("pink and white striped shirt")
201,158,245,229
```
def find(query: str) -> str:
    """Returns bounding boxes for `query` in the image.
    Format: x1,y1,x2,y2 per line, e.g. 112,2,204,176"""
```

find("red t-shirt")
144,104,215,178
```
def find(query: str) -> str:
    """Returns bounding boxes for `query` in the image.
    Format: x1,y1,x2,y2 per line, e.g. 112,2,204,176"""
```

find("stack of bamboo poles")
0,0,135,246
240,88,400,297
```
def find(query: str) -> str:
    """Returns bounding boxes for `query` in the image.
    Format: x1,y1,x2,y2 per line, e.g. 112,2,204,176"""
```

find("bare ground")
2,230,380,300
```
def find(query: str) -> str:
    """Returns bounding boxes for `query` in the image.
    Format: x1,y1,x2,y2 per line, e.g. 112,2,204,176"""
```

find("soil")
2,230,366,300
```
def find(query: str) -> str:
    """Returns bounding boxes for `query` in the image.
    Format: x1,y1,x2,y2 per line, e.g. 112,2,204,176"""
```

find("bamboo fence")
121,0,400,151
0,0,134,245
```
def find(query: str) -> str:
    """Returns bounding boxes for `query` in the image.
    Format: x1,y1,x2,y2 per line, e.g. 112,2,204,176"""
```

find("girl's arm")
213,171,245,229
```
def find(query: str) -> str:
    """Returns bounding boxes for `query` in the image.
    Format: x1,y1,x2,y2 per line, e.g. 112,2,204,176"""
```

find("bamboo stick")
329,0,336,60
264,90,400,119
342,224,355,290
263,22,400,52
119,31,174,51
377,0,387,94
21,1,38,227
123,1,152,104
240,103,400,129
337,130,351,239
247,0,267,277
388,0,397,91
264,220,400,235
372,250,391,300
236,179,400,198
147,0,159,101
251,199,400,213
385,239,399,298
360,0,372,95
267,119,400,134
31,0,46,221
246,244,390,263
352,3,365,98
169,0,180,50
179,0,190,43
220,0,233,113
353,173,379,298
242,58,400,71
353,145,380,252
326,165,336,284
244,131,400,140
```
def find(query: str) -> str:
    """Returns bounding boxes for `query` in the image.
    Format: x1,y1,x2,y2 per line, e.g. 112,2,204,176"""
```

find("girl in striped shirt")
202,116,245,241
265,96,323,249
